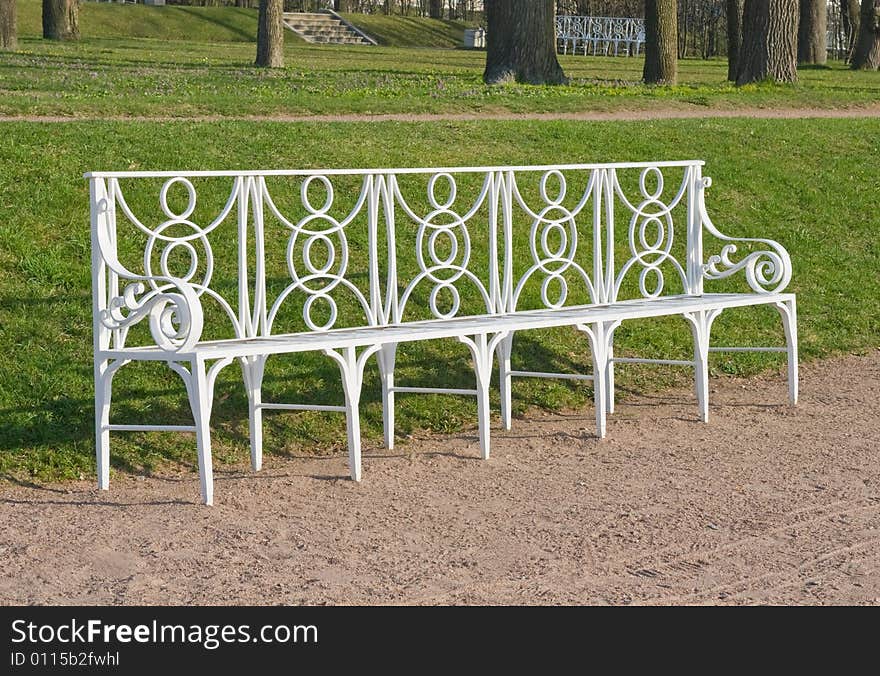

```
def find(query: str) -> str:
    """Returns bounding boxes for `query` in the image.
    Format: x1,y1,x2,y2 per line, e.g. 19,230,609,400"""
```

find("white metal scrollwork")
394,172,494,322
510,169,597,310
88,161,798,506
698,177,791,294
611,166,691,301
90,161,792,354
97,176,243,351
264,175,374,332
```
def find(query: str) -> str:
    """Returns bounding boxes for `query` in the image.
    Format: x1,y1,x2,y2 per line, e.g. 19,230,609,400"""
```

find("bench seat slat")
103,292,793,361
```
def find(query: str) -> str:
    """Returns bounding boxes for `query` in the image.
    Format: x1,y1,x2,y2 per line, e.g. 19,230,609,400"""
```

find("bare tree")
644,0,678,84
727,0,743,80
736,0,797,85
851,0,880,68
428,0,442,18
483,0,567,85
42,0,79,41
256,0,284,68
798,0,827,64
0,0,16,51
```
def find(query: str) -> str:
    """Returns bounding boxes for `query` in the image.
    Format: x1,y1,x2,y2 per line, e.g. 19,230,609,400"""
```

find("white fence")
556,16,646,57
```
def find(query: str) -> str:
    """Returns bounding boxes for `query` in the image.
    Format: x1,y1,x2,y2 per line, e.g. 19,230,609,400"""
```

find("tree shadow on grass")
175,7,256,42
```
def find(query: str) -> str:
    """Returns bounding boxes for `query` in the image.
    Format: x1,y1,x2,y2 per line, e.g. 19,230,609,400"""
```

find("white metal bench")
556,16,646,56
88,161,797,505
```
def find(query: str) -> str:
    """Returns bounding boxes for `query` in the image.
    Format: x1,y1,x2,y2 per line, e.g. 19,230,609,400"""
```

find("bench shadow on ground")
0,495,191,507
3,302,772,486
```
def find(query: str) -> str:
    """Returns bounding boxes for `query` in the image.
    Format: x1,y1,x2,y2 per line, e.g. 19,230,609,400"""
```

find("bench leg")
684,309,722,424
324,345,380,482
94,359,113,491
377,343,397,450
605,324,619,415
460,334,492,460
496,333,514,431
775,298,798,405
93,358,131,491
578,320,619,439
241,356,267,471
189,357,214,506
458,333,508,460
344,387,363,483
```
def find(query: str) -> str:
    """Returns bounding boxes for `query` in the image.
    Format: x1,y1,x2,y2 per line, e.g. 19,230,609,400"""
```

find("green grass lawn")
1,118,878,484
2,6,878,485
2,31,879,118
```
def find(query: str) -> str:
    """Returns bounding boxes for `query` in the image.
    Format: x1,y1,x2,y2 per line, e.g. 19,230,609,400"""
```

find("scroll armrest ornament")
101,278,204,353
698,177,792,294
93,188,205,353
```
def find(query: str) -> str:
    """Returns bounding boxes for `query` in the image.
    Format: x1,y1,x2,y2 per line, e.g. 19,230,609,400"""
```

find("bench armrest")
698,176,792,294
100,277,204,353
92,185,204,353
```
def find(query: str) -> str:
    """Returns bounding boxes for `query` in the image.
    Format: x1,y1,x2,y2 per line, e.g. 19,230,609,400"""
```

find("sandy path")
2,105,880,123
1,351,879,606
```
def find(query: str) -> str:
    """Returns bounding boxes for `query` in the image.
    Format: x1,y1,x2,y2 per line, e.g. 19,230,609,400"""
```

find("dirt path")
2,351,879,606
3,105,880,124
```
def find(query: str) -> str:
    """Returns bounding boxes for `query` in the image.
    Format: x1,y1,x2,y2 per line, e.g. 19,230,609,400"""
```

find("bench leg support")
775,298,798,405
94,359,113,491
324,345,381,482
93,358,132,491
606,324,619,415
377,343,397,450
684,309,722,423
241,356,267,472
578,320,620,439
189,357,215,506
458,332,509,460
496,333,514,431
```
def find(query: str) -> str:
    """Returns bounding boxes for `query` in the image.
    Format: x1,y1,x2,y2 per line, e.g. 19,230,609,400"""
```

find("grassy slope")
14,1,469,46
339,13,474,47
1,118,878,482
16,0,268,42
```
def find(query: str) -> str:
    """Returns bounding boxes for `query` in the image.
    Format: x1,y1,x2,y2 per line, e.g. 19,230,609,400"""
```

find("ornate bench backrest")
88,161,789,353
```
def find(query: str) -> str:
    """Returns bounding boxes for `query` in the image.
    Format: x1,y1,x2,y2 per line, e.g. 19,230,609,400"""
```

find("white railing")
556,15,646,57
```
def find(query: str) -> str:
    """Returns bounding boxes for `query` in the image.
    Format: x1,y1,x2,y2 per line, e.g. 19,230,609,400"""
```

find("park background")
0,0,877,488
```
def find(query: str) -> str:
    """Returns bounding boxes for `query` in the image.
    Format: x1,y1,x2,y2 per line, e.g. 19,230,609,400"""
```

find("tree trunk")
483,0,567,85
797,0,827,64
842,0,862,61
1,0,16,51
256,0,283,68
428,0,442,18
851,0,880,69
735,0,797,85
42,0,79,41
726,0,744,80
643,0,677,85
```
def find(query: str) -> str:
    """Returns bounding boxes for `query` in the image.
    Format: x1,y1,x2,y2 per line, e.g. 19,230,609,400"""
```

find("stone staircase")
283,11,376,46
